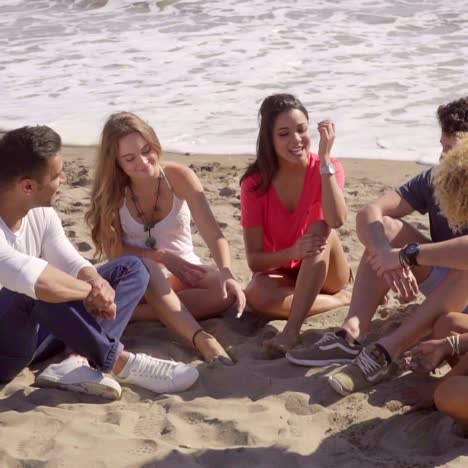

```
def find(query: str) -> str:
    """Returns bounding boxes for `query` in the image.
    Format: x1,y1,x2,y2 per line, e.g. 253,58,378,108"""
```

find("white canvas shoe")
35,355,122,400
116,353,199,394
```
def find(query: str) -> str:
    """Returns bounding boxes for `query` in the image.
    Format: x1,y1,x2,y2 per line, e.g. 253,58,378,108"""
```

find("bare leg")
435,373,468,431
432,313,468,339
342,216,432,341
255,222,351,356
378,270,468,358
134,259,230,363
172,267,236,320
245,227,350,317
245,272,349,320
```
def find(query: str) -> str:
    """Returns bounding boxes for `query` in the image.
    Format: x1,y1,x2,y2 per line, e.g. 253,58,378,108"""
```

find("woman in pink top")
86,112,245,364
240,94,351,357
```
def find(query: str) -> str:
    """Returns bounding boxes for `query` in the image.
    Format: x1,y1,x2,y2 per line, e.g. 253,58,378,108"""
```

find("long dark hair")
240,93,308,194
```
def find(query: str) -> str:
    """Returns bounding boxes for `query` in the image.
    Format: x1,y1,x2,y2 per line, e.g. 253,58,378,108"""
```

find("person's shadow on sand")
141,411,467,468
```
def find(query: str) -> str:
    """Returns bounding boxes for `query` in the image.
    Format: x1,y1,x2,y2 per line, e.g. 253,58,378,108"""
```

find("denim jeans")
0,256,149,382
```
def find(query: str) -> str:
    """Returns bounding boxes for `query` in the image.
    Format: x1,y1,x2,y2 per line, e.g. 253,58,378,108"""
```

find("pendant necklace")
129,173,162,249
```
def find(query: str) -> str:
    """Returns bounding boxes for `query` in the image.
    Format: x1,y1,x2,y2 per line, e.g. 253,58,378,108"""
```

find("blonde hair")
434,136,468,233
85,112,162,259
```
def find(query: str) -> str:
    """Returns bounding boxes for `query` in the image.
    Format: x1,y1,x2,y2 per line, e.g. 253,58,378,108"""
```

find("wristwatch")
320,162,336,175
399,243,420,268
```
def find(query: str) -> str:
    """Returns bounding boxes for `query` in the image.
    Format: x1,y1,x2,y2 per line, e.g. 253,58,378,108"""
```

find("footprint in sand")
76,241,92,252
134,407,168,437
129,438,158,456
219,187,236,197
16,418,62,459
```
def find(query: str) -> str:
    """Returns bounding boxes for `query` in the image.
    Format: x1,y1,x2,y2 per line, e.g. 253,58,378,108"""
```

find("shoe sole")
327,375,351,397
35,376,121,401
286,354,354,367
118,370,199,394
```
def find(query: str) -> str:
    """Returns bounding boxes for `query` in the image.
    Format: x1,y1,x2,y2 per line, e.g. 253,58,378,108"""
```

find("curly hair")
85,112,162,260
434,136,468,233
240,93,308,194
437,97,468,135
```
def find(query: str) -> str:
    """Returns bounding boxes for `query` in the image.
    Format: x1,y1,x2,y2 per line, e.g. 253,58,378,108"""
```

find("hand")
263,331,299,358
162,250,208,286
382,267,419,301
219,268,246,317
400,338,450,374
291,233,328,260
317,120,335,158
367,247,401,275
84,276,116,320
401,379,438,413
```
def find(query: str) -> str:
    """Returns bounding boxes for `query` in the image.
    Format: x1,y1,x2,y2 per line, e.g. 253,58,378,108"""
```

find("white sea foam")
1,0,468,163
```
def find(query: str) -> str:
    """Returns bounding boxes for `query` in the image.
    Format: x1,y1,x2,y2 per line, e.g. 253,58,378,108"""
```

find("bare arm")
35,263,92,303
415,236,468,270
171,164,234,273
317,121,347,228
170,164,245,311
120,243,166,263
356,191,415,249
243,226,294,272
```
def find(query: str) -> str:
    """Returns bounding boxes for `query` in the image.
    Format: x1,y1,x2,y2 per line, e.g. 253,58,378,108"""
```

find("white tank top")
119,168,201,265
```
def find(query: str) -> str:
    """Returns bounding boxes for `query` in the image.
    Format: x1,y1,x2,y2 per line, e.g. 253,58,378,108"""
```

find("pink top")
240,153,345,271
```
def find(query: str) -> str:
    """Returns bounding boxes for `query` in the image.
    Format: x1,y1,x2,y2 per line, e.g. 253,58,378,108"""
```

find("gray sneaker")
286,331,362,367
328,343,392,396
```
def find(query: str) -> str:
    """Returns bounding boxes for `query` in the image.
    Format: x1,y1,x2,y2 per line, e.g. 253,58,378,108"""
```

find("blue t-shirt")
396,167,468,242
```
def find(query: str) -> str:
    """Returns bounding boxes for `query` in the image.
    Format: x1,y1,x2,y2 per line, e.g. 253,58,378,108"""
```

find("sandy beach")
0,146,467,468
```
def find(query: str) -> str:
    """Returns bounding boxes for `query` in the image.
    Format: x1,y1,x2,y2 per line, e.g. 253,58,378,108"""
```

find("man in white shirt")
0,126,198,399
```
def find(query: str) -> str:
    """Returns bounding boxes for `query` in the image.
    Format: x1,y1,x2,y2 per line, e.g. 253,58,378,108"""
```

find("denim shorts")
419,266,468,313
419,266,450,297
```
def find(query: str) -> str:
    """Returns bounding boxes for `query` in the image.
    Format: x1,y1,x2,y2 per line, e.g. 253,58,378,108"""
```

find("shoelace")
131,354,177,380
67,355,89,367
316,332,337,345
355,348,382,376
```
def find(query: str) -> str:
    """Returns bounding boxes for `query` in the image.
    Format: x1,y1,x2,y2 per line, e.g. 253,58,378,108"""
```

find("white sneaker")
35,355,122,401
116,353,199,393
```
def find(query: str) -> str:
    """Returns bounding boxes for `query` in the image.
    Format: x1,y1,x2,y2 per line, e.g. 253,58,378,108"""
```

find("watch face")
321,163,336,175
406,244,418,255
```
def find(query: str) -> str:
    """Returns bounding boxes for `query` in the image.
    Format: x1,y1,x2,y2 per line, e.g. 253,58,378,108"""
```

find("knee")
245,282,277,313
306,220,330,236
432,313,460,339
381,216,401,244
434,378,461,416
122,256,151,288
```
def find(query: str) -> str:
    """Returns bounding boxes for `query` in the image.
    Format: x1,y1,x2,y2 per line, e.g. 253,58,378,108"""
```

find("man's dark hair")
0,125,61,187
437,97,468,135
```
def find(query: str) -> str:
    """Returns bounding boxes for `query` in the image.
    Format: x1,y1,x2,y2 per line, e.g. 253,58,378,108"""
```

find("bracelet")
446,334,461,356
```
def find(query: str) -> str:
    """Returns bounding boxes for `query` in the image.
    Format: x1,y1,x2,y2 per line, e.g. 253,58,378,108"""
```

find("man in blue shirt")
286,97,468,395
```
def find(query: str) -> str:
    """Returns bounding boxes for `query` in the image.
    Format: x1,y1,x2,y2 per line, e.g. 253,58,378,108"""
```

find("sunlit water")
2,0,468,163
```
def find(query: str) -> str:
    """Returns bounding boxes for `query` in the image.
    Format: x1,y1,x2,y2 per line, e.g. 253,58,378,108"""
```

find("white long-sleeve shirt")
0,207,92,299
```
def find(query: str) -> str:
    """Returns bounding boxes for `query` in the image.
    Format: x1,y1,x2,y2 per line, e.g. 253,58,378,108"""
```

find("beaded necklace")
129,173,162,249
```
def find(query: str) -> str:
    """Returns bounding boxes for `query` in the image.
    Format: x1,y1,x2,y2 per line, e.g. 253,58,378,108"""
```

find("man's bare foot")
263,332,299,359
193,330,234,365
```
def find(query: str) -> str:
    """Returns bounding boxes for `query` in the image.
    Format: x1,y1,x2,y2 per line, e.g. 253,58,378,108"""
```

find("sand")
1,146,467,468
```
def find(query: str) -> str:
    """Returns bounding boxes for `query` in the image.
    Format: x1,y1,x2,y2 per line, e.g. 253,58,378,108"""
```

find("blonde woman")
86,112,245,364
